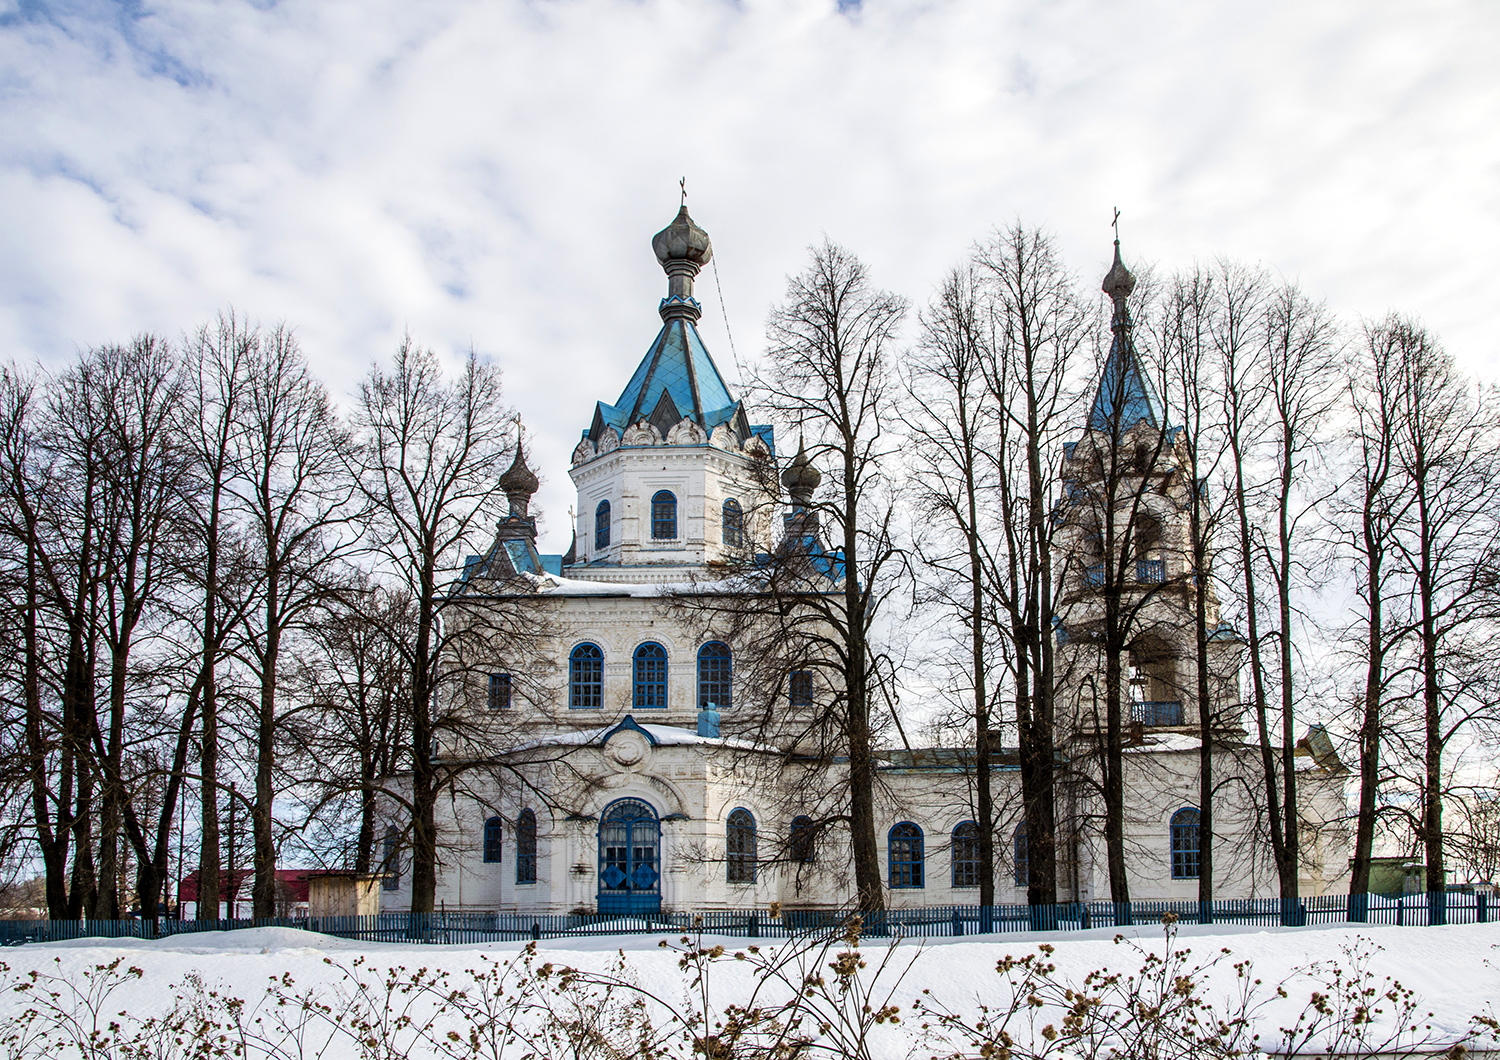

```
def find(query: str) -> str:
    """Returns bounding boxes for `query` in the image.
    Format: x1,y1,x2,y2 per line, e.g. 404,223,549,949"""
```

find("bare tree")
977,226,1088,908
1338,314,1413,918
1153,264,1237,912
58,337,190,920
0,366,81,919
350,337,515,916
1217,266,1339,918
178,313,256,922
228,325,353,919
288,577,412,873
1389,325,1500,922
746,241,908,913
904,264,1005,906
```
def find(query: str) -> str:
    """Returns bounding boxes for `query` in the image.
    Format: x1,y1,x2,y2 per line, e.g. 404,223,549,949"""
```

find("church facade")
377,208,1351,917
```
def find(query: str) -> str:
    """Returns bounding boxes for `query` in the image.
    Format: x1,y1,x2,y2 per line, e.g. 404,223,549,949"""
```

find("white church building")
377,206,1351,918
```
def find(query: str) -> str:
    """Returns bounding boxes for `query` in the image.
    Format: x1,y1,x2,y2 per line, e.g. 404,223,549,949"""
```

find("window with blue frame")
1014,821,1029,887
595,500,611,550
488,672,511,711
569,643,603,709
633,642,668,708
483,817,503,864
697,641,732,708
651,490,677,540
516,809,537,883
726,808,756,883
888,822,924,889
789,670,813,706
789,815,815,864
952,821,981,888
722,498,744,547
1171,807,1200,879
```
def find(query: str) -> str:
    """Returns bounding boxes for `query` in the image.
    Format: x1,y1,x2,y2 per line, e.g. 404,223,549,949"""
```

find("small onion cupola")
500,440,540,520
781,438,822,508
1101,239,1137,307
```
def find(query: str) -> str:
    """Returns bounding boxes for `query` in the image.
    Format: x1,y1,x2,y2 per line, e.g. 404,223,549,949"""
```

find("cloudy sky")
2,0,1496,552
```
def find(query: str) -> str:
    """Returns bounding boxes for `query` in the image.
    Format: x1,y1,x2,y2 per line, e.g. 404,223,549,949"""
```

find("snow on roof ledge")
506,717,766,754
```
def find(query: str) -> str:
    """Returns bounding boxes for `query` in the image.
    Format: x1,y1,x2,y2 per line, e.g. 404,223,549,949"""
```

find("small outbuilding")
306,871,383,918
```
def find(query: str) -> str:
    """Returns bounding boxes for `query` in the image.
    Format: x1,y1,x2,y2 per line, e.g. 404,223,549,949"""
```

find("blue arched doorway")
597,798,661,915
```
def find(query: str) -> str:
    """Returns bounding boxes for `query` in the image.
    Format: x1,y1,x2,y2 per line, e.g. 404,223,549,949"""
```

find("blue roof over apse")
610,317,738,431
1088,329,1168,432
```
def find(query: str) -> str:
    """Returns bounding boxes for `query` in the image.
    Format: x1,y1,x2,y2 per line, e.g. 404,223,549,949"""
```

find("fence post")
749,912,759,939
951,908,962,937
531,921,540,941
1397,896,1404,926
1480,893,1488,924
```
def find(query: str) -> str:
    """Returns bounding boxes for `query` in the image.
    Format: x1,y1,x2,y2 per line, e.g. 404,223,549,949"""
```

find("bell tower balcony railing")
1083,560,1165,589
1132,700,1184,726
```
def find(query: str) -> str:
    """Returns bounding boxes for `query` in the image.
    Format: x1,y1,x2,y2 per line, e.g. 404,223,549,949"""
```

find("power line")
710,255,747,388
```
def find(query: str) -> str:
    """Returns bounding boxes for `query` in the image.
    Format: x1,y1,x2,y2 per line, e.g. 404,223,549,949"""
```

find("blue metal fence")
0,892,1489,947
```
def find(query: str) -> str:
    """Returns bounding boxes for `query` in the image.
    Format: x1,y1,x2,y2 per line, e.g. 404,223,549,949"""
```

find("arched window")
381,825,400,891
697,641,732,709
651,490,677,540
789,815,815,864
595,500,611,550
1013,821,1029,887
1171,807,1201,879
727,808,757,883
483,816,503,864
952,821,981,889
722,498,744,547
516,809,537,883
633,642,668,708
569,643,603,709
888,822,924,889
789,670,813,706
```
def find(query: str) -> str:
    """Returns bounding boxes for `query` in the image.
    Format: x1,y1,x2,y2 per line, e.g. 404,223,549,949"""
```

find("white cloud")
2,0,1497,550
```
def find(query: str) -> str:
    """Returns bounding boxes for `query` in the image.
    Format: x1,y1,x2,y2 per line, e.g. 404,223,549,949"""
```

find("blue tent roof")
1088,326,1167,432
593,316,739,437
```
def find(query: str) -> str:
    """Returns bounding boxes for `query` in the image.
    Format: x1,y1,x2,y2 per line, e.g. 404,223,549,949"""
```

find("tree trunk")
1192,496,1214,916
1275,429,1300,909
407,587,438,916
252,590,281,920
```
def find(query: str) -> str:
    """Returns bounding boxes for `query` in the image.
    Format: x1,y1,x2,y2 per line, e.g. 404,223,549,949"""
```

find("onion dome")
651,205,713,267
781,438,821,506
1101,239,1136,304
499,440,539,518
651,205,713,323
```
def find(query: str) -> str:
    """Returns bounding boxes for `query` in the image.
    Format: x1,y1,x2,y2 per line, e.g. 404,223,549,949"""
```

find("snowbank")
1,921,1495,1057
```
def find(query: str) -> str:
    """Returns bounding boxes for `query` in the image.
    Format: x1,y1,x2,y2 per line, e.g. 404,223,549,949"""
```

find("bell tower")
1054,239,1243,738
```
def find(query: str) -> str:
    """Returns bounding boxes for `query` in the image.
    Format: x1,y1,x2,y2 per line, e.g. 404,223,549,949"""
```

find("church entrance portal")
597,798,661,915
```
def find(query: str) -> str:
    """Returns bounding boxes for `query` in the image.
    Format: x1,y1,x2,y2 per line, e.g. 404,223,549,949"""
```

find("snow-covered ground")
2,921,1496,1057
